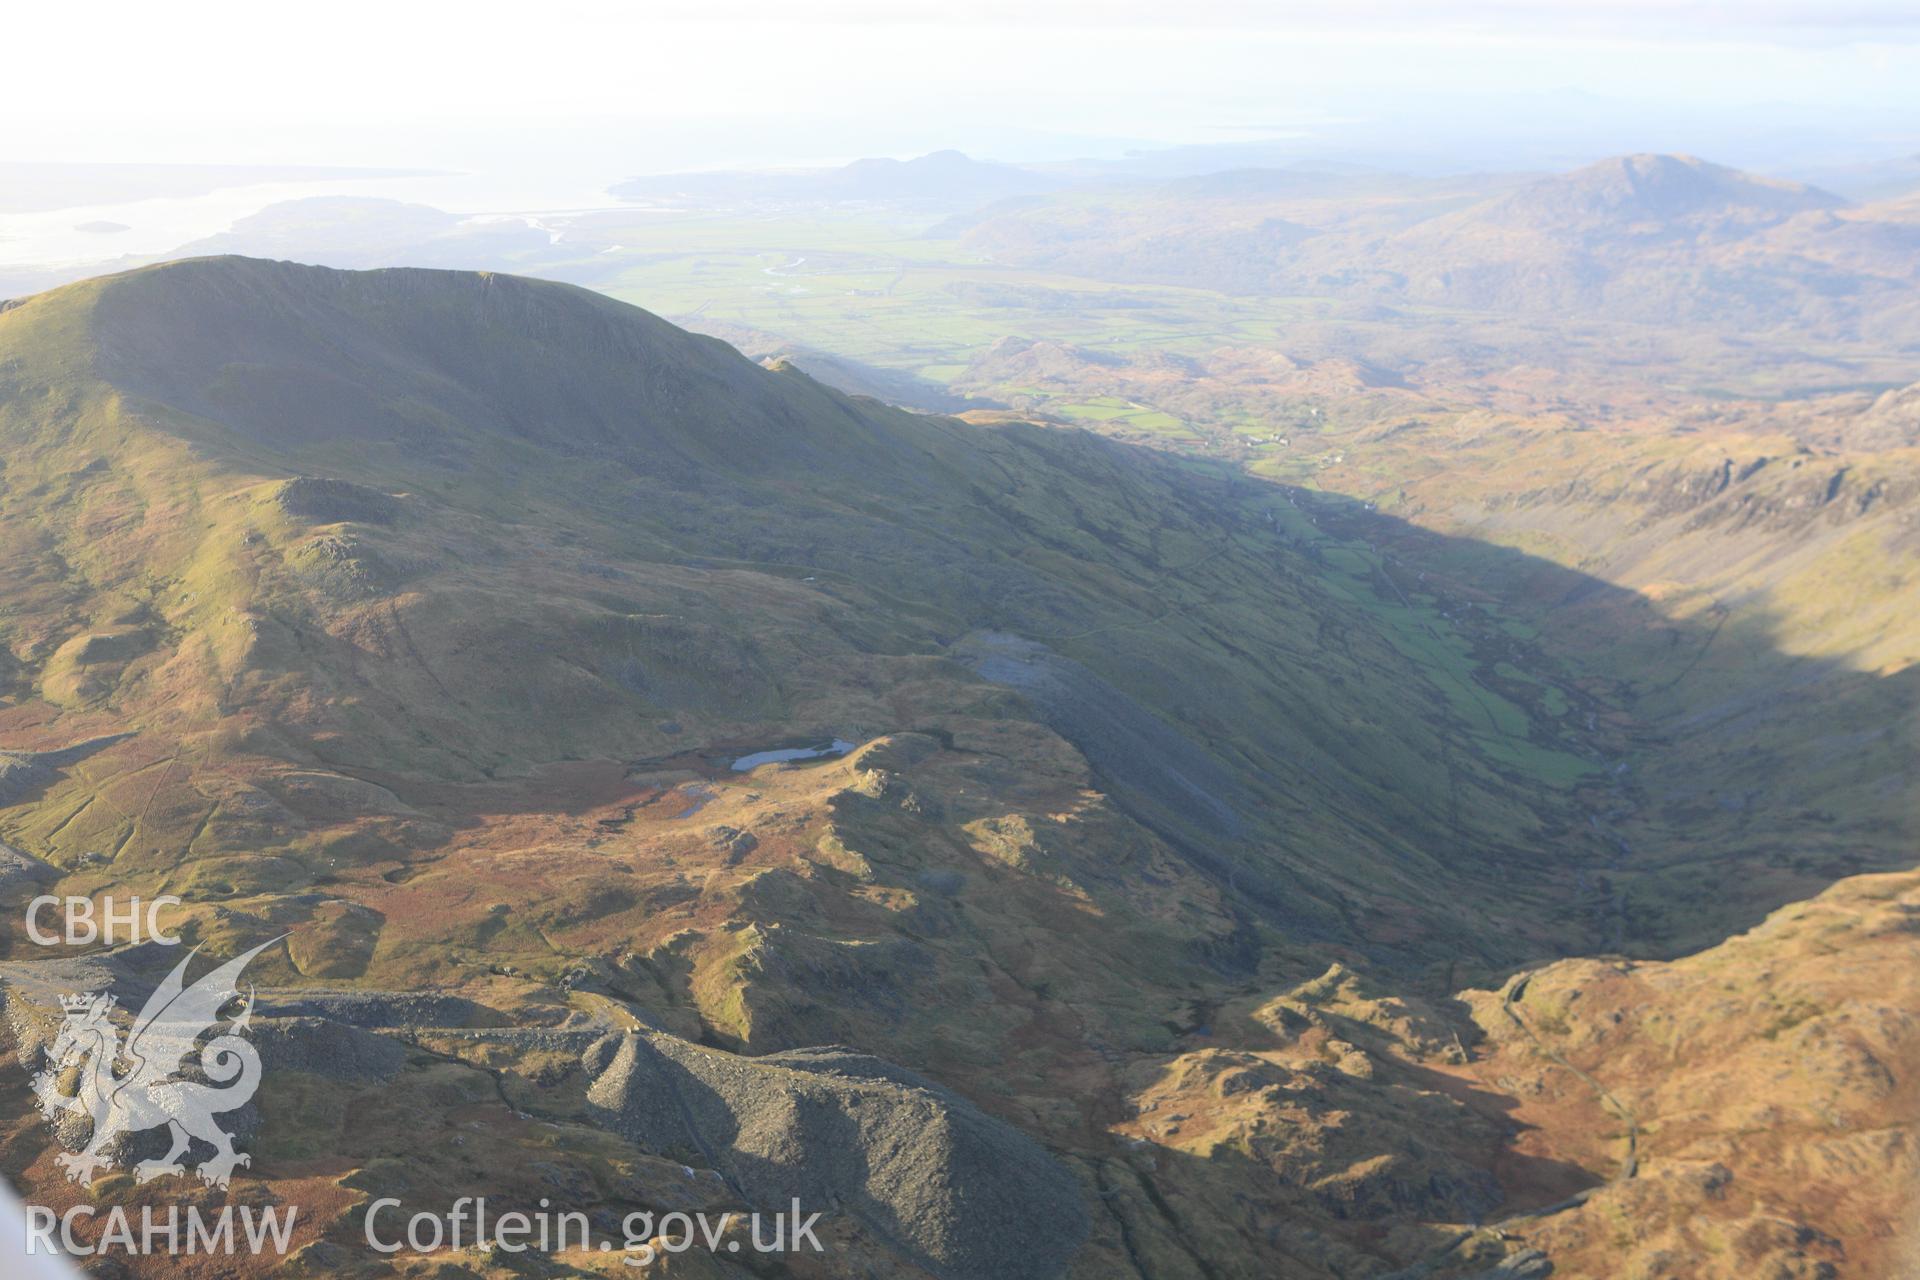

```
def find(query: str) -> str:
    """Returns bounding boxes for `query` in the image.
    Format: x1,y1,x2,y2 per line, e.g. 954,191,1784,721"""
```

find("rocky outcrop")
1457,870,1920,1279
273,476,402,526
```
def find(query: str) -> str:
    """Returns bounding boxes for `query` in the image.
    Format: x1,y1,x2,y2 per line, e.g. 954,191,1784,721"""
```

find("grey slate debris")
586,1029,1090,1280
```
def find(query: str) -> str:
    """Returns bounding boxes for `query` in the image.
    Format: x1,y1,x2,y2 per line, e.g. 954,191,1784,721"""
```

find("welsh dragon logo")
30,937,280,1188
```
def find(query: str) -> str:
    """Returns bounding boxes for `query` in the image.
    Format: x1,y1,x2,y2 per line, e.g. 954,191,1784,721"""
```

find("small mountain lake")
730,739,857,772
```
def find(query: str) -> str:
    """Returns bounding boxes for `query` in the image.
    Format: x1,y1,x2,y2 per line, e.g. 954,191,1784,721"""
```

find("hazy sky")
13,1,1920,174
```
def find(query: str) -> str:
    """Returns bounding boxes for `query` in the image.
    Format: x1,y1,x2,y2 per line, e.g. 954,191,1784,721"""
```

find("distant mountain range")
13,152,1918,352
961,153,1920,339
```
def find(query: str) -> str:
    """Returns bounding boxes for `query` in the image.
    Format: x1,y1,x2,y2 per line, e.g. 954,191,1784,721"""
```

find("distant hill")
168,195,550,269
1160,167,1429,199
821,148,1054,201
611,149,1060,209
1471,153,1844,235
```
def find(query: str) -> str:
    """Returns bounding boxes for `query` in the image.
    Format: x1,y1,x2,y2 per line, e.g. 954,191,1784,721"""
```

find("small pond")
729,739,857,772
